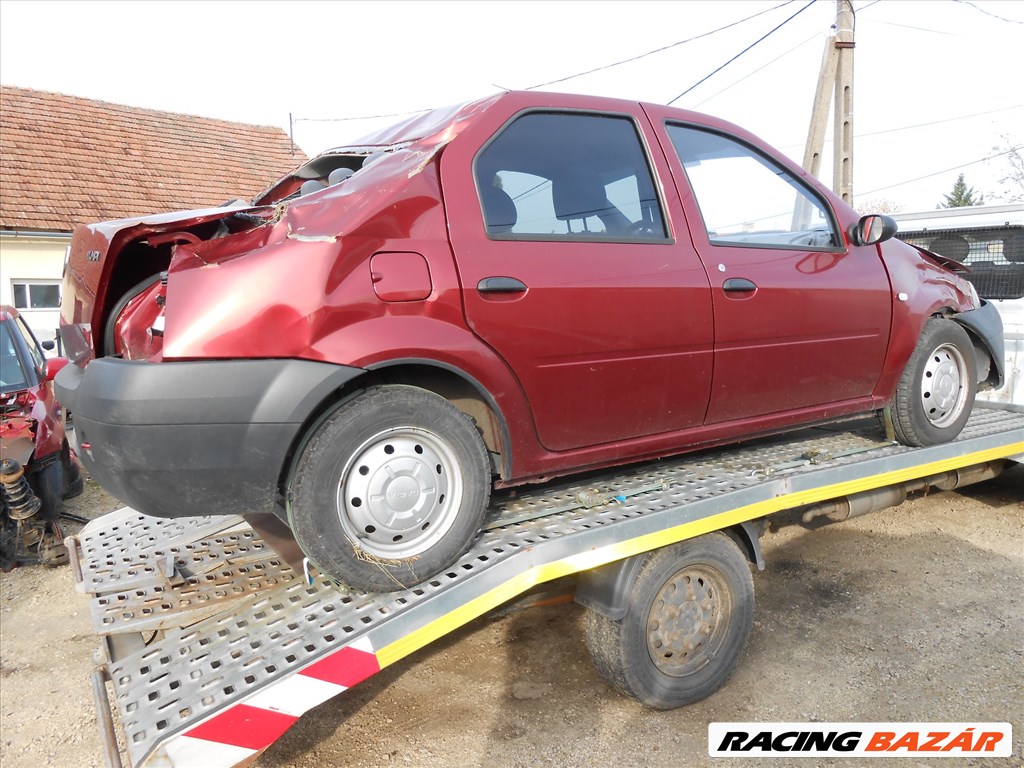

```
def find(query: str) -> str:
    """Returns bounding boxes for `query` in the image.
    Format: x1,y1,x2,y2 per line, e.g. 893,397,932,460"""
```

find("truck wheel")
289,385,491,592
892,318,977,447
584,533,754,709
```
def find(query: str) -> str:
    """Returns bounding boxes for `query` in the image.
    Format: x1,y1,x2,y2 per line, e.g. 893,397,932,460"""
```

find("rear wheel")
892,318,977,446
103,274,162,356
289,386,491,592
584,533,755,709
60,440,83,500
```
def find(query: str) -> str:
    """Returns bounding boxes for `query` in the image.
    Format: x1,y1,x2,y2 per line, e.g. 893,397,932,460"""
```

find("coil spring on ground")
0,458,41,521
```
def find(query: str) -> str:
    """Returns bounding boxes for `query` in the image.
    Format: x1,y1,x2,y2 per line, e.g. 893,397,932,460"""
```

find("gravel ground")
1,464,1021,768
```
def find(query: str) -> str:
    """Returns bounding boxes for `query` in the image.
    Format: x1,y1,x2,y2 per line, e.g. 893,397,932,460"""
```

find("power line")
859,145,1022,196
953,0,1024,24
777,103,1024,150
692,31,822,109
524,0,798,90
667,0,818,106
290,2,801,125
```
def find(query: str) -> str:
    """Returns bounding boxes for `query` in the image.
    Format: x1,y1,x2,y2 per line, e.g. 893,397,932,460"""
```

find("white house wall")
0,232,71,346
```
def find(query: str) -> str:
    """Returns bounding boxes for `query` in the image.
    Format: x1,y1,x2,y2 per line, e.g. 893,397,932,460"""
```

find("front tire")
289,385,491,592
583,533,755,709
892,318,977,447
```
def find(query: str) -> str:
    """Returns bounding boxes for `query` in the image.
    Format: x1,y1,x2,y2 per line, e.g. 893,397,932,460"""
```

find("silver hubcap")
338,427,463,559
920,343,968,429
647,566,730,677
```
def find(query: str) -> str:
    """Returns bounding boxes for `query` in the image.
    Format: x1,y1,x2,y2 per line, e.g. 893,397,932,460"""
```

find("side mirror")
44,357,70,382
848,214,898,247
41,339,56,351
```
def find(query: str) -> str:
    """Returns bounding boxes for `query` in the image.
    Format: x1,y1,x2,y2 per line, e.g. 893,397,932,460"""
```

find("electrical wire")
859,145,1022,196
692,31,822,109
776,103,1024,150
667,0,818,105
524,0,797,90
953,0,1024,24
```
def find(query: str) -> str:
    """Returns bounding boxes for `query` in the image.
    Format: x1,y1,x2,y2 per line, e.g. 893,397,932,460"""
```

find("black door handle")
478,277,528,294
723,278,757,293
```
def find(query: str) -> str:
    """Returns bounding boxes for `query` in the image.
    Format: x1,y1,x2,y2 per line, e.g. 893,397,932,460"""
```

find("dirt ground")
1,464,1021,768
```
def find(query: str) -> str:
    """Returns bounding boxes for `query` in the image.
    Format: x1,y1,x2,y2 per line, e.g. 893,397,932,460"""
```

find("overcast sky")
2,0,1022,212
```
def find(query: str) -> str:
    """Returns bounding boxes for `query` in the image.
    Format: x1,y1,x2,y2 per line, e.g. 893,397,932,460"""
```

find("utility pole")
833,0,855,204
801,0,855,205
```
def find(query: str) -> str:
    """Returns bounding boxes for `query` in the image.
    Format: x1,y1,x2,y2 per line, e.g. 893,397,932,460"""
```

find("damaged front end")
0,458,67,570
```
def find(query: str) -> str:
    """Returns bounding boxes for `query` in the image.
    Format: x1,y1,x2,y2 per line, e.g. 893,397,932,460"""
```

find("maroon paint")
59,91,978,490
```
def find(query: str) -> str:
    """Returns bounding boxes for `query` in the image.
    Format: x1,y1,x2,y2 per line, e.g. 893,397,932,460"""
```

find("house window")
12,281,61,310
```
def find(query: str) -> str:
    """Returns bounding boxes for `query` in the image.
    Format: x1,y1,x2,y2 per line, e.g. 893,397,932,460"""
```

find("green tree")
938,173,984,208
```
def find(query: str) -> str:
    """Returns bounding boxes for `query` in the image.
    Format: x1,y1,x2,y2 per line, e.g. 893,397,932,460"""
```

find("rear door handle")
723,278,757,293
478,277,528,294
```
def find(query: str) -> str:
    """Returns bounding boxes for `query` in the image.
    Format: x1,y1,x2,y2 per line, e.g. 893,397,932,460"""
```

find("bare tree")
859,197,905,215
991,134,1024,202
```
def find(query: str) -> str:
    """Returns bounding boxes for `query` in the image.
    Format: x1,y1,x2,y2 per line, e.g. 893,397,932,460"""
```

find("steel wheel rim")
646,565,731,677
337,427,463,559
920,342,969,429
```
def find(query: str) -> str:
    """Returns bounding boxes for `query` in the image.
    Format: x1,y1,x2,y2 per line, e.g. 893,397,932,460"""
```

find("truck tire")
289,385,491,592
892,318,977,447
584,533,754,709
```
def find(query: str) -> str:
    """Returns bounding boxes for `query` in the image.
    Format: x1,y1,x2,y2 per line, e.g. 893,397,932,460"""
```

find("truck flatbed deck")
68,407,1024,768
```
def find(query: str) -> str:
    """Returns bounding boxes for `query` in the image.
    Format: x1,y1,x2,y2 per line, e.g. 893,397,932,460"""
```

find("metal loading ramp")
69,408,1024,768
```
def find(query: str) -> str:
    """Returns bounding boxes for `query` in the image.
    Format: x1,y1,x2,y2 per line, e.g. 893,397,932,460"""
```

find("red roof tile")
1,85,305,232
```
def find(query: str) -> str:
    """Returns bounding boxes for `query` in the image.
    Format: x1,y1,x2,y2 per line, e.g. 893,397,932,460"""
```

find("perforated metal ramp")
69,408,1024,768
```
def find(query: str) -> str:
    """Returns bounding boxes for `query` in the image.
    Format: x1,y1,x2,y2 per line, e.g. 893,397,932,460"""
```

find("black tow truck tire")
289,385,491,593
583,532,755,709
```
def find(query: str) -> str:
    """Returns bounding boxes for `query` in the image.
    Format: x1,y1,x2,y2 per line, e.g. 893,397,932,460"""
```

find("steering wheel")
626,220,658,237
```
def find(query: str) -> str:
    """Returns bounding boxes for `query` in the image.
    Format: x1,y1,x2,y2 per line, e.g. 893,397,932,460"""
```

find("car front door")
651,116,892,424
443,109,714,452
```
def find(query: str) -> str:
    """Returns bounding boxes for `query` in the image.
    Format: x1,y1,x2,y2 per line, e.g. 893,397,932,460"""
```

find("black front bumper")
953,300,1005,388
56,358,363,519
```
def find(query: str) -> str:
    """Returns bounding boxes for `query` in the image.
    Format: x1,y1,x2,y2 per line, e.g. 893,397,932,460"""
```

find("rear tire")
892,318,977,447
60,440,84,500
584,533,755,709
289,385,491,592
103,274,162,356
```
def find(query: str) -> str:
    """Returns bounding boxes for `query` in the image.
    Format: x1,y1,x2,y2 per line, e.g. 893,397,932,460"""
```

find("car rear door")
645,109,892,424
442,107,714,452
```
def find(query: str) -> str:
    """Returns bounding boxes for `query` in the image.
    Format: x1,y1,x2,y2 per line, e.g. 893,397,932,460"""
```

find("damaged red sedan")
56,91,1003,592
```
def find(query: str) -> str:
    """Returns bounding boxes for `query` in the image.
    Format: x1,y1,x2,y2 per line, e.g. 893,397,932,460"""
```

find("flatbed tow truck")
67,406,1023,768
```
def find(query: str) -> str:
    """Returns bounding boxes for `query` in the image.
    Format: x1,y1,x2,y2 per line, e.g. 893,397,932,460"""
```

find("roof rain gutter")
1,229,72,240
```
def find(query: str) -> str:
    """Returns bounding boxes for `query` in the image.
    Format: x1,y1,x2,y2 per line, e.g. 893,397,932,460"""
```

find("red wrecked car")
55,91,1003,591
1,305,83,568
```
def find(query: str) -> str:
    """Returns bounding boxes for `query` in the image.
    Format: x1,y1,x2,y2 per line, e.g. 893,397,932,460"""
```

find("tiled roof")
0,85,305,232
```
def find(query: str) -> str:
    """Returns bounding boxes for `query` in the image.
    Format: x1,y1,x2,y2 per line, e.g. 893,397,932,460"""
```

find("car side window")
0,323,29,391
666,124,840,250
475,112,667,241
13,315,45,375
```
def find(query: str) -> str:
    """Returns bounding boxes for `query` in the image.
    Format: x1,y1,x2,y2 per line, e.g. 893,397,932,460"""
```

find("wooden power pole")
802,0,855,205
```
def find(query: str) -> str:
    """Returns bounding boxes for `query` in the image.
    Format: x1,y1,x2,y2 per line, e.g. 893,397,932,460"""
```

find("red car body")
2,305,83,568
1,308,67,468
55,91,1003,589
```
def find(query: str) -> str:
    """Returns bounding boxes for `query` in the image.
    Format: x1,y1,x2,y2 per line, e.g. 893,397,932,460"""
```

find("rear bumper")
55,358,363,518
